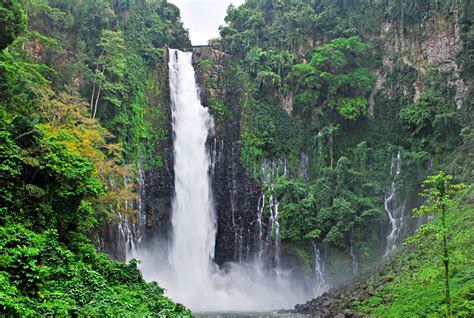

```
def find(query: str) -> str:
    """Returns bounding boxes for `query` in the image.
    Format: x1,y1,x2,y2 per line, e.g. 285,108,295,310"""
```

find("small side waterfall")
349,228,358,275
384,150,405,256
312,243,330,297
299,152,310,181
258,160,288,268
256,193,265,259
269,193,281,268
117,166,146,261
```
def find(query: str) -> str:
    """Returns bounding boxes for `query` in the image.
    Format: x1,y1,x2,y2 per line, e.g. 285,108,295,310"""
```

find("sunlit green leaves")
336,97,368,121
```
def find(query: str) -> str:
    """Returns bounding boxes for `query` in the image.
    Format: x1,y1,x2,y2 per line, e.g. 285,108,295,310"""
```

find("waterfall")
135,49,309,312
349,228,358,275
259,160,287,268
256,193,265,258
312,243,330,297
269,192,281,269
117,166,146,261
384,150,405,256
166,48,216,303
299,152,310,181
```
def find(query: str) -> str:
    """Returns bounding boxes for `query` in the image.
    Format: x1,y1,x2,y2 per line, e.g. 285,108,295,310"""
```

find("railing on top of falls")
188,45,211,52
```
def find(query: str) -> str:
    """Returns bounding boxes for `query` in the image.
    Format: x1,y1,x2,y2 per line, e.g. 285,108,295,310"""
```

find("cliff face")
101,48,262,265
186,7,469,275
193,47,261,265
99,5,470,271
142,51,176,250
375,12,468,109
99,53,175,261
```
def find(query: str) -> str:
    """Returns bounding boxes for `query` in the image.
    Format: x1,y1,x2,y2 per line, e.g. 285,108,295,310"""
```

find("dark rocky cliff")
193,47,261,265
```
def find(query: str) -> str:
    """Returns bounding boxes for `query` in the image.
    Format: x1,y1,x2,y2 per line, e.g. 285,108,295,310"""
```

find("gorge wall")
101,0,472,288
4,0,471,315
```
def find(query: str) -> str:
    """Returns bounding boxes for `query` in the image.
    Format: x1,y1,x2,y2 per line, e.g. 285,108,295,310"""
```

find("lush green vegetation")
1,0,190,315
352,178,473,317
1,0,472,315
1,225,190,316
25,0,190,168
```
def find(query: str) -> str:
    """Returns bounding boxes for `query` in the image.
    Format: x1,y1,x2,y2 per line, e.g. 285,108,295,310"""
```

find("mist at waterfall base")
134,49,312,312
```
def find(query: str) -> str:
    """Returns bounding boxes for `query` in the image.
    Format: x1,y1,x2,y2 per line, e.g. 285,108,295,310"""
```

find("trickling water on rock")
349,228,358,275
312,243,330,297
258,160,288,268
384,150,405,256
117,166,146,261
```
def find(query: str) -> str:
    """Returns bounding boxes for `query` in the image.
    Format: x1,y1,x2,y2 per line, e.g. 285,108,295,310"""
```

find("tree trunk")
90,50,105,113
92,85,102,119
329,136,334,170
442,203,451,317
92,65,106,119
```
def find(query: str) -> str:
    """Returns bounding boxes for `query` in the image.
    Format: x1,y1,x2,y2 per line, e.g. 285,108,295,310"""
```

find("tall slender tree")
413,172,467,317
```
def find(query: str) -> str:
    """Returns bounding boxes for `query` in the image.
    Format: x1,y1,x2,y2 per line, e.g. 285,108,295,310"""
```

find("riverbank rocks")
292,251,409,317
293,289,362,317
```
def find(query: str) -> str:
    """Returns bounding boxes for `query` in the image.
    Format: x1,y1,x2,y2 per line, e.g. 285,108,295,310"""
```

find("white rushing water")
167,47,217,303
384,150,405,256
349,228,358,275
137,49,308,312
312,243,330,297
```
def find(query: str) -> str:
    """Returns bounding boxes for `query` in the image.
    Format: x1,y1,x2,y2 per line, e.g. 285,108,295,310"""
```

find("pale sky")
170,0,246,45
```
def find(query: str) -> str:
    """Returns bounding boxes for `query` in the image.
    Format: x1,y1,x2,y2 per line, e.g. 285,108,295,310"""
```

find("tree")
90,30,126,119
412,172,467,316
336,96,369,121
289,36,374,120
399,92,461,152
0,0,26,50
320,124,340,169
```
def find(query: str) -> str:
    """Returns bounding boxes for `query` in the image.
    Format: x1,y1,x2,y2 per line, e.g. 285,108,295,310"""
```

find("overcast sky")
170,0,246,45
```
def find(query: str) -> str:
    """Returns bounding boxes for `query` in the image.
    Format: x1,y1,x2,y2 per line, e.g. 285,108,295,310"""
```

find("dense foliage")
1,225,190,316
0,0,191,315
26,0,190,168
0,0,26,50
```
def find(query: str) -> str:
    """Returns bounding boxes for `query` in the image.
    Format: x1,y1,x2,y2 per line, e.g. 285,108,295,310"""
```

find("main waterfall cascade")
135,49,310,312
